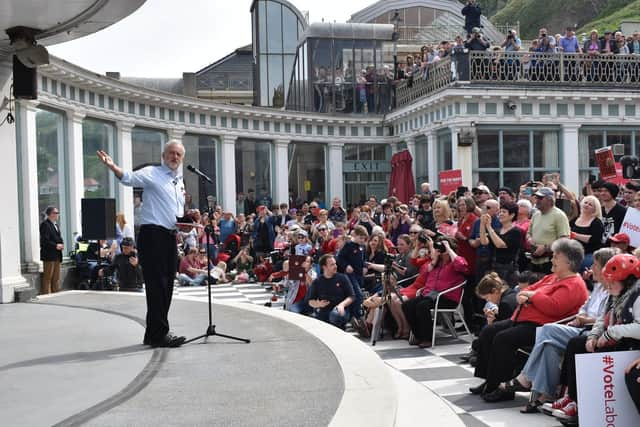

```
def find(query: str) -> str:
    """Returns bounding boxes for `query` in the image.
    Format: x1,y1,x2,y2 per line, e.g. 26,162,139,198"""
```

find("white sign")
576,350,640,427
620,208,640,248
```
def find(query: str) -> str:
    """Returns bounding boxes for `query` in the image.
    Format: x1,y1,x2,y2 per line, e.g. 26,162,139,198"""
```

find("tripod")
370,260,405,346
184,192,249,345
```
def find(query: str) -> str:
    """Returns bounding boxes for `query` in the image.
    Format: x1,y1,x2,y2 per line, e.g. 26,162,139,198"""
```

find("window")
236,140,272,200
343,144,390,208
474,128,560,190
35,108,67,244
83,118,115,199
183,134,217,209
289,142,325,206
579,129,636,185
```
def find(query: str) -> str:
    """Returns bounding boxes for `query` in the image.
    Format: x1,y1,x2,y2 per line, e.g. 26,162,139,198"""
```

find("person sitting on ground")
284,255,316,314
499,247,615,414
229,246,255,282
307,254,354,329
402,236,469,348
470,238,588,403
177,247,209,286
98,237,143,291
550,253,640,423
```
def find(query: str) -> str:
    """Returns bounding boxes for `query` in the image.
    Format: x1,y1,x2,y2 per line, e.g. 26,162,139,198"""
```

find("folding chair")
430,280,470,347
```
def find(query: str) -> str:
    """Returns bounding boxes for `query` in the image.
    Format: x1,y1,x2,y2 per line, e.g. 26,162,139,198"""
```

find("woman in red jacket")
470,238,589,402
402,235,469,348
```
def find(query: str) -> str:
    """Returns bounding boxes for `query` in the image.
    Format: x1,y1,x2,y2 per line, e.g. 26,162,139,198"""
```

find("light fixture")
6,26,49,68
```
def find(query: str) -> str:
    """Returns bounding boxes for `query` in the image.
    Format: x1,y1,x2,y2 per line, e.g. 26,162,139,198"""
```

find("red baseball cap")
610,233,630,245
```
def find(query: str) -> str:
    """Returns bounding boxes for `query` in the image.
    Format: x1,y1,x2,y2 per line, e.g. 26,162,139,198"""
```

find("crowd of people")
167,172,640,422
394,0,640,87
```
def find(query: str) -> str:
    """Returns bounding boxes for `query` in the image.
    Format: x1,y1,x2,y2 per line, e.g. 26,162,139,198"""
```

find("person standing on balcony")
462,0,482,37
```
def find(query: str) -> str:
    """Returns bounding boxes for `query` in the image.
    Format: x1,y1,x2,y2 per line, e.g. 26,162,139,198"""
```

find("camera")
267,249,286,264
433,240,446,253
384,252,398,268
417,231,430,245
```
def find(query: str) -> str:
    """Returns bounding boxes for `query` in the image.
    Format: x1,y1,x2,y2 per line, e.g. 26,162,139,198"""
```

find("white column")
0,91,29,302
328,142,344,204
449,125,459,169
116,122,135,228
273,139,290,205
562,124,581,195
390,141,399,154
220,135,237,215
17,100,41,270
167,128,185,145
405,136,417,183
426,131,438,189
65,110,86,238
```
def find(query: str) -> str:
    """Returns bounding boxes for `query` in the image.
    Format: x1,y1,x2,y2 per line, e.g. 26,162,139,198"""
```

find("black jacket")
40,219,63,262
461,3,482,33
103,253,144,289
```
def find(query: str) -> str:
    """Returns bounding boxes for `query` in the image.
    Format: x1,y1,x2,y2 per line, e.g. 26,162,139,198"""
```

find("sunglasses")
409,231,420,234
318,228,327,231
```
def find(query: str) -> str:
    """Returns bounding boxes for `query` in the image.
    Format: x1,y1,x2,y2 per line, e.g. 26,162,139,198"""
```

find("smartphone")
523,187,533,196
588,174,597,184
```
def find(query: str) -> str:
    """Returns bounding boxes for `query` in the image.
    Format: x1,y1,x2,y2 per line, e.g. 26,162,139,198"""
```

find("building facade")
3,0,640,301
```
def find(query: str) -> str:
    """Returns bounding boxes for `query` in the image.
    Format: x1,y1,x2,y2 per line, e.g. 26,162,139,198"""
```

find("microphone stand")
184,172,249,345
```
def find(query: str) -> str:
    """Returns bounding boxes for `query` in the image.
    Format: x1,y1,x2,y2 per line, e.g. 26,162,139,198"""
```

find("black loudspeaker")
12,55,37,100
82,198,116,240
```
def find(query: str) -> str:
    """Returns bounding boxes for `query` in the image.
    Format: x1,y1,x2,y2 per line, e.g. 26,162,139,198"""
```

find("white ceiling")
0,0,146,87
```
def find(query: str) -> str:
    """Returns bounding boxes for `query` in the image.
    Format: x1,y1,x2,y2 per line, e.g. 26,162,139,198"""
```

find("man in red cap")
609,232,632,253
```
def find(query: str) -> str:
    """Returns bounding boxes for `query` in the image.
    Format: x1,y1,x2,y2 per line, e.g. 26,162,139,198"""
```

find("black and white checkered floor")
172,286,562,426
368,333,563,427
173,282,285,308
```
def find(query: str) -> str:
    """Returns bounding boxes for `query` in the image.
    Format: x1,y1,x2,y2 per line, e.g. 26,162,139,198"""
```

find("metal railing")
394,51,640,108
396,57,453,106
469,51,640,85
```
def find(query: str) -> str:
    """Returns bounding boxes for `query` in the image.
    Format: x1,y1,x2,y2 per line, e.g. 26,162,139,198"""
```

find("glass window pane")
503,132,530,168
282,7,299,52
420,7,436,26
236,140,272,205
183,134,217,211
310,39,332,112
405,7,419,26
533,131,559,168
266,1,283,54
477,133,499,168
344,144,358,160
586,133,603,168
258,0,267,53
606,132,631,155
503,171,531,190
268,55,284,107
438,132,452,170
83,118,114,198
289,142,325,206
373,145,388,160
282,54,296,107
132,128,166,169
260,55,269,106
36,109,63,224
478,172,499,191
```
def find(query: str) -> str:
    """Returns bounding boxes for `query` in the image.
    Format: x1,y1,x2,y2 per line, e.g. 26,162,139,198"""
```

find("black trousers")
474,319,538,391
627,364,640,414
402,294,457,342
138,224,178,343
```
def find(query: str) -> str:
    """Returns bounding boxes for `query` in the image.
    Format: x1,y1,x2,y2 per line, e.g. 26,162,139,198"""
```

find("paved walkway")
1,289,563,426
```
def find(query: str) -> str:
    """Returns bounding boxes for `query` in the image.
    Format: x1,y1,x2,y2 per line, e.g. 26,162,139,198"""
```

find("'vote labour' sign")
576,350,640,427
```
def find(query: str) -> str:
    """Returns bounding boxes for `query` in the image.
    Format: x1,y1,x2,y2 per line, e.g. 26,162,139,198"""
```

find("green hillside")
483,0,638,38
576,0,640,34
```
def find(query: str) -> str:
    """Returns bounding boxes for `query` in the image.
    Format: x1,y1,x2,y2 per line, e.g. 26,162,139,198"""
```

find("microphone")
186,164,213,184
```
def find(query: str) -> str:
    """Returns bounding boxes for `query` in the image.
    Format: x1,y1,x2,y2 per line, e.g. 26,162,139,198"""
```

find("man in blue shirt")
559,27,582,81
97,142,187,348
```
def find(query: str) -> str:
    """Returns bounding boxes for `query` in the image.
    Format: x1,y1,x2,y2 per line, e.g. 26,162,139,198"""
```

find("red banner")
439,169,463,195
